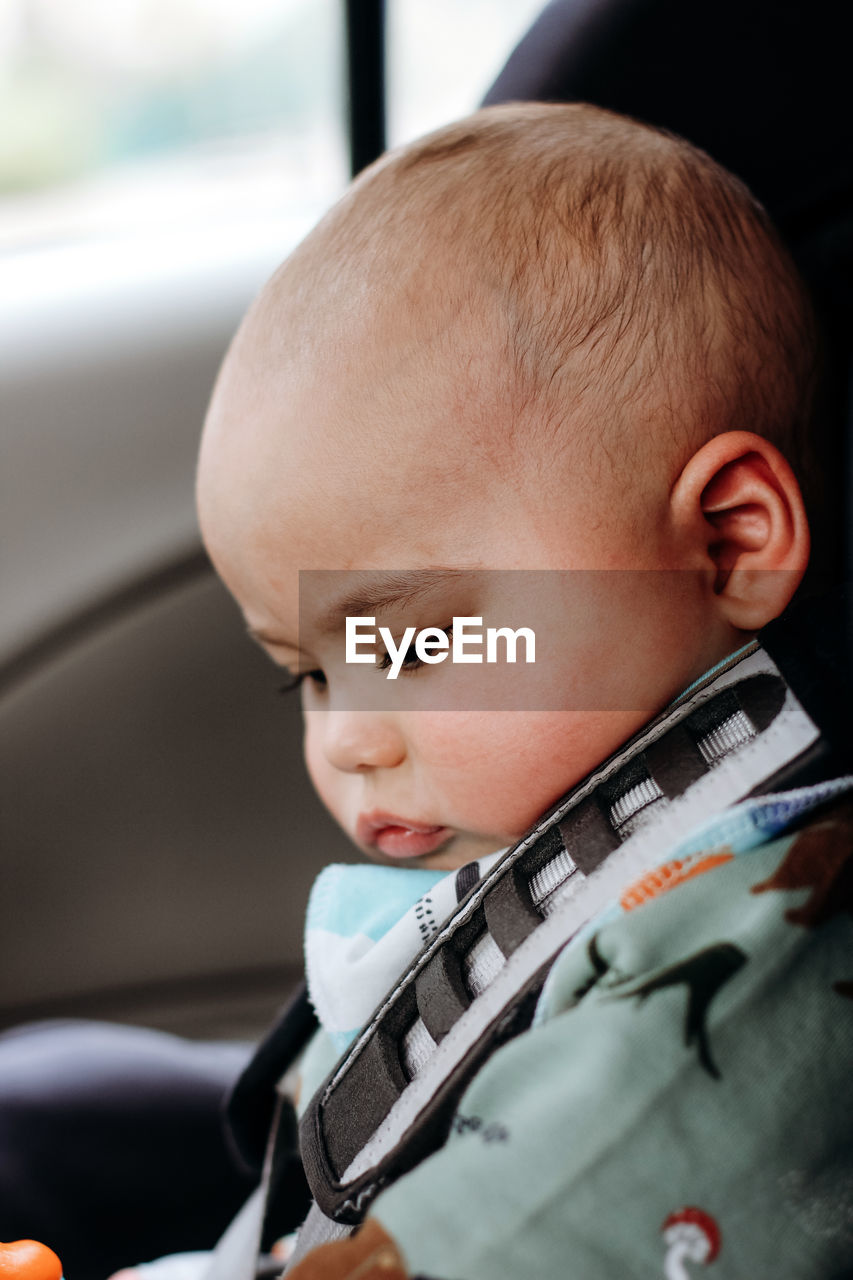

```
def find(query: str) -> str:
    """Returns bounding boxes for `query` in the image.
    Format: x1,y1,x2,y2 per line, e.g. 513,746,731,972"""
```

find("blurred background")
0,0,546,1040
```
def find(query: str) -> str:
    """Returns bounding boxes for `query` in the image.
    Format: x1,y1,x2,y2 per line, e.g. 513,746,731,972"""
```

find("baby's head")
197,103,815,871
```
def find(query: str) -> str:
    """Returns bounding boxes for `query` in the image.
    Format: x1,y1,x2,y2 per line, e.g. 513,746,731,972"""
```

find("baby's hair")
304,102,817,507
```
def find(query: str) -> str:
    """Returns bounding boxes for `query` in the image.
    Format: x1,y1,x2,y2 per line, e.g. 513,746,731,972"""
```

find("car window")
0,0,546,250
0,0,346,248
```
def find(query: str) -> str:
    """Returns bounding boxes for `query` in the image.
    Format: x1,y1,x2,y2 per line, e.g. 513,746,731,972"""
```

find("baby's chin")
360,830,512,873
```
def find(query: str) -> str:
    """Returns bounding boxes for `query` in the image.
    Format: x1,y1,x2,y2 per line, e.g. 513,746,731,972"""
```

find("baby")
188,104,850,1277
199,103,813,867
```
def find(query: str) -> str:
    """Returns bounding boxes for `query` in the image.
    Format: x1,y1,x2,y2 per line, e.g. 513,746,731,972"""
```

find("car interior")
2,0,849,1275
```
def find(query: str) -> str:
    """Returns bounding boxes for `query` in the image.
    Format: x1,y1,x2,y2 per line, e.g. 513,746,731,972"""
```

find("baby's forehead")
206,300,520,542
205,255,629,593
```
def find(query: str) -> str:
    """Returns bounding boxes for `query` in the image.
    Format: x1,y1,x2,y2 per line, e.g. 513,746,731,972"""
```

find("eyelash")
377,626,453,675
277,628,453,694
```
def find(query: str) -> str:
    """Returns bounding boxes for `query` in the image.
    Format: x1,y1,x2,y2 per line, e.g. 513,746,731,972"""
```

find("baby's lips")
0,1241,63,1280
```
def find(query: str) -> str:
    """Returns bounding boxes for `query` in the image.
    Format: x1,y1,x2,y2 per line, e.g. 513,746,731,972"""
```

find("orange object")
0,1242,63,1280
620,850,734,911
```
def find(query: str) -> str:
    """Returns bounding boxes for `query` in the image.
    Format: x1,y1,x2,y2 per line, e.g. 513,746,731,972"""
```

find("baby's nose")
322,709,406,772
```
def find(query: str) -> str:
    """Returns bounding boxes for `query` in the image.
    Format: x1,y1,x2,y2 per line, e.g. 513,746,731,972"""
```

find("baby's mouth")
356,811,453,859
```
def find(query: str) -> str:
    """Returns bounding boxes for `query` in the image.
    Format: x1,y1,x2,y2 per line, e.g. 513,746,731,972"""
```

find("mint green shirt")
370,795,853,1278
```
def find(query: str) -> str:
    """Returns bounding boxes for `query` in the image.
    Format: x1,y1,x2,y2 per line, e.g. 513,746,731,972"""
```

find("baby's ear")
670,430,810,631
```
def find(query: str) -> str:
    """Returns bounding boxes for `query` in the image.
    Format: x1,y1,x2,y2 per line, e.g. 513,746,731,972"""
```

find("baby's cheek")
418,709,648,836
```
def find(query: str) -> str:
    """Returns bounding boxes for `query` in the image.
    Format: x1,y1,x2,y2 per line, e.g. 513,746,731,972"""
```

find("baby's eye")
377,642,421,673
278,668,327,695
377,626,453,674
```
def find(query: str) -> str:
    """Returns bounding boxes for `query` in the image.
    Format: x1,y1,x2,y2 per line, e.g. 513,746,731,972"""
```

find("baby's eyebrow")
315,568,472,635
